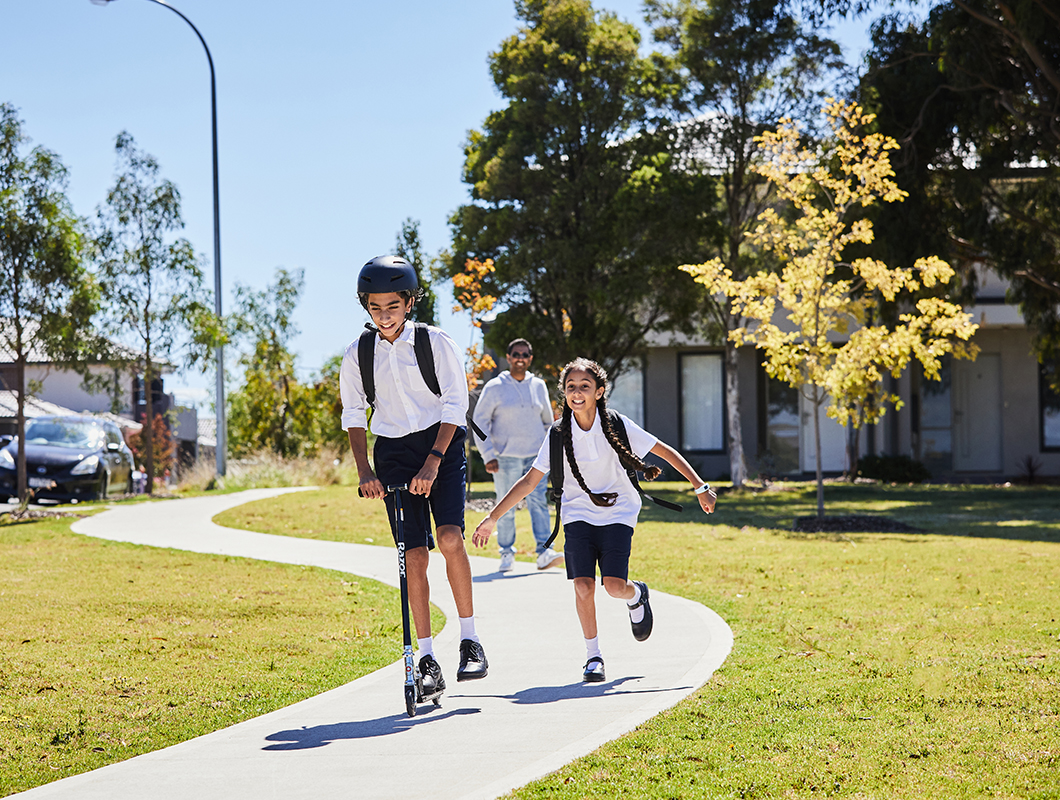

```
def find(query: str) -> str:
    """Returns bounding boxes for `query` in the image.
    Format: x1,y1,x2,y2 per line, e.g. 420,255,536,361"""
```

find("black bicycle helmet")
357,255,419,295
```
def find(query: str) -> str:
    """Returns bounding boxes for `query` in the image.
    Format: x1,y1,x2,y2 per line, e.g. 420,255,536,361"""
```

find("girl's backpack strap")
543,420,565,549
607,410,683,513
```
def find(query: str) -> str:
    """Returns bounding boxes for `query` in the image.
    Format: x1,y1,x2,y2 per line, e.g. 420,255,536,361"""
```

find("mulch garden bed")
793,515,921,533
0,507,84,522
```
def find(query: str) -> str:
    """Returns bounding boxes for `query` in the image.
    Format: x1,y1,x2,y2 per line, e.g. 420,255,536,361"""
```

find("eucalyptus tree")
95,132,216,492
0,104,99,503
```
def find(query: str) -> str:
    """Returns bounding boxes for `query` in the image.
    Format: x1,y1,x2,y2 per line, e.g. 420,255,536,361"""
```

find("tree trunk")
15,354,27,504
143,359,154,496
724,335,747,488
813,384,824,518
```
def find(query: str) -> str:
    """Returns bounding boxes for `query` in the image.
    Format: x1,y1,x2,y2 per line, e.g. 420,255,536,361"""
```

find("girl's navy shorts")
373,423,467,550
562,520,634,582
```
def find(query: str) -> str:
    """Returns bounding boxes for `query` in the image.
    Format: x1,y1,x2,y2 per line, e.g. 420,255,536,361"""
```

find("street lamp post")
91,0,226,476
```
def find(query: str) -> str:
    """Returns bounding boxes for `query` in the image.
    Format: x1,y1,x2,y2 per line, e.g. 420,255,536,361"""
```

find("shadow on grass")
636,482,1060,544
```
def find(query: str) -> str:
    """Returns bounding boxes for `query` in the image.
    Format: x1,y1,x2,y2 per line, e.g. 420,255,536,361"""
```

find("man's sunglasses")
509,351,532,358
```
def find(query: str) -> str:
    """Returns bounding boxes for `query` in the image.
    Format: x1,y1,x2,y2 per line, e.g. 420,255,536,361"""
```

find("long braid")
561,404,618,507
597,394,662,481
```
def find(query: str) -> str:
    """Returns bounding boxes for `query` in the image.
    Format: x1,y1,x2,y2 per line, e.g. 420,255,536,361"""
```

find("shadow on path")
454,677,692,706
262,707,482,750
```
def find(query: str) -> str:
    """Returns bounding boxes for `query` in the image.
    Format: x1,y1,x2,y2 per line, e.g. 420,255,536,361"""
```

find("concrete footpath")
16,488,733,800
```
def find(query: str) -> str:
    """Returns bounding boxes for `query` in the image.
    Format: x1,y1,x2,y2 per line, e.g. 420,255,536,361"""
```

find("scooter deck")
415,675,444,707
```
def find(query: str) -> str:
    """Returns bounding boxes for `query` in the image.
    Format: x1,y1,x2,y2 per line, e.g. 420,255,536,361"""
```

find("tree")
452,257,499,389
227,267,303,457
646,0,843,486
226,267,343,457
94,132,216,493
859,3,1060,379
127,413,175,481
682,100,979,515
442,0,717,384
0,104,100,503
393,218,438,325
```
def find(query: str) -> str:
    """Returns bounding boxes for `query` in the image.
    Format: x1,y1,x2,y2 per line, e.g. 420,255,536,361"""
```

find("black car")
0,415,135,504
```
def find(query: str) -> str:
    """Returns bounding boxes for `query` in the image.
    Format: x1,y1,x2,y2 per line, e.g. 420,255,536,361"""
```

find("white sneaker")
536,547,564,570
499,552,515,573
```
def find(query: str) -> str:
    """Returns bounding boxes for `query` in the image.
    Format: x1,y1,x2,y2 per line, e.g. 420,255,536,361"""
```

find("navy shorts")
373,423,467,550
563,520,634,582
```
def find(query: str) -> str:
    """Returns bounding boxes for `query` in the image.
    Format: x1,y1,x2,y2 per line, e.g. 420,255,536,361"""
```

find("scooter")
370,483,443,717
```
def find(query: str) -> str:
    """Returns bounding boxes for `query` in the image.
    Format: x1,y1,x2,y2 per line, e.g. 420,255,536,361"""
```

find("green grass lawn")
216,481,1060,798
0,510,441,797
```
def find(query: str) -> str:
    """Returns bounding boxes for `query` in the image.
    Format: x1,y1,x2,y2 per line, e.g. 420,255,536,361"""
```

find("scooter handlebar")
357,483,409,497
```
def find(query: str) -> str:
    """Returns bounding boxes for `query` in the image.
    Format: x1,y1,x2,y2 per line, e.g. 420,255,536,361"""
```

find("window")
920,357,953,471
765,376,800,474
1041,362,1060,451
608,361,644,428
680,353,724,451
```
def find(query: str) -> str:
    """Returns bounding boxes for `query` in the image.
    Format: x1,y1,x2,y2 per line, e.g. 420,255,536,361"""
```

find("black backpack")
357,323,486,441
543,409,682,548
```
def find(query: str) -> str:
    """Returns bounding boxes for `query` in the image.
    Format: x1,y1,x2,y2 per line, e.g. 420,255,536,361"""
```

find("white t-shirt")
532,411,658,529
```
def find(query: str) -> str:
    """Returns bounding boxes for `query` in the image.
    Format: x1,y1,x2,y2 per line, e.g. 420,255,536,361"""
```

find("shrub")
178,447,358,492
857,454,932,483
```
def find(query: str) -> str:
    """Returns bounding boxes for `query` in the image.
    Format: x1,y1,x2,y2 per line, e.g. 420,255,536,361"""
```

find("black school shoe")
418,654,445,697
583,656,605,682
456,639,488,681
629,580,654,642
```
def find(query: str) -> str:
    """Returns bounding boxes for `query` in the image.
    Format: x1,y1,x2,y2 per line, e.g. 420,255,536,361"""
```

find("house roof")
0,318,166,369
0,390,142,431
0,391,76,419
197,417,217,448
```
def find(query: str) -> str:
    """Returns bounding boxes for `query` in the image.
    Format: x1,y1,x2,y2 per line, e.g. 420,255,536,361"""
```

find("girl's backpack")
543,410,681,547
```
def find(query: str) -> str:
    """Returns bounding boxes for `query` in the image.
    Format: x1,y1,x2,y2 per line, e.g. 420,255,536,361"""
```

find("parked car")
0,415,135,503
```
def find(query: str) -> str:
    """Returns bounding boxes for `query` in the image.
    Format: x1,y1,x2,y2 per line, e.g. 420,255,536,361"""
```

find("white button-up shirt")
532,411,658,529
340,323,469,438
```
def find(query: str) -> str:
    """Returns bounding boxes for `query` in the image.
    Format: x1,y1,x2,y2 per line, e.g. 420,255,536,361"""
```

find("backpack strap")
412,323,441,395
358,328,377,409
543,419,565,549
607,410,683,513
413,322,488,440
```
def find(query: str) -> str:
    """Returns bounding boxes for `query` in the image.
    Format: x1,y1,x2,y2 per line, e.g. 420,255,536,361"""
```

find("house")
611,266,1060,482
0,326,201,469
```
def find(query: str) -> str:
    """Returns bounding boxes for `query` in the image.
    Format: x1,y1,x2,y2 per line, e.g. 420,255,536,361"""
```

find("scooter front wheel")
405,684,417,718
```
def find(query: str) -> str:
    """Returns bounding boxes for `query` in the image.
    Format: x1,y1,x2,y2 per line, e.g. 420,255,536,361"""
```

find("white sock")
627,582,645,624
459,616,479,643
585,636,602,660
417,637,434,659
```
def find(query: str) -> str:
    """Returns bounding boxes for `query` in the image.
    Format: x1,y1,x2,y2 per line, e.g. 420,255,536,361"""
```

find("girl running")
472,357,717,682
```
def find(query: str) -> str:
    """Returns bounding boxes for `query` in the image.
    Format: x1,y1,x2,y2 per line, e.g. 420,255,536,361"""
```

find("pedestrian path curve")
16,488,733,800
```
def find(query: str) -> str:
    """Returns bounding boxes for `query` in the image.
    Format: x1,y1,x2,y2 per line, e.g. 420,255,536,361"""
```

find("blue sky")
2,0,877,413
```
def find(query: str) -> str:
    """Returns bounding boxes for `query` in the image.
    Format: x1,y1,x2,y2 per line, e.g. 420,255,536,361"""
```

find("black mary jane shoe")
583,656,605,683
629,580,654,642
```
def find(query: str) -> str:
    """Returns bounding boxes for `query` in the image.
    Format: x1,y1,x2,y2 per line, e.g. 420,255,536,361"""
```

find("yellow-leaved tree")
682,99,979,517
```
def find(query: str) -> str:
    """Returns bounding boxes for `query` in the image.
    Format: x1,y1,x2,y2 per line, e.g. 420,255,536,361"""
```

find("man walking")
473,338,561,572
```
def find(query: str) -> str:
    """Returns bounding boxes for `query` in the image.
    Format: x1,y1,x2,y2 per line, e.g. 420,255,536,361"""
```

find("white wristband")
693,482,711,495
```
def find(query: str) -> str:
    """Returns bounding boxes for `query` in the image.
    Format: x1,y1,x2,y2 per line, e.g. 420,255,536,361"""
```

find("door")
953,354,1002,472
800,388,848,474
